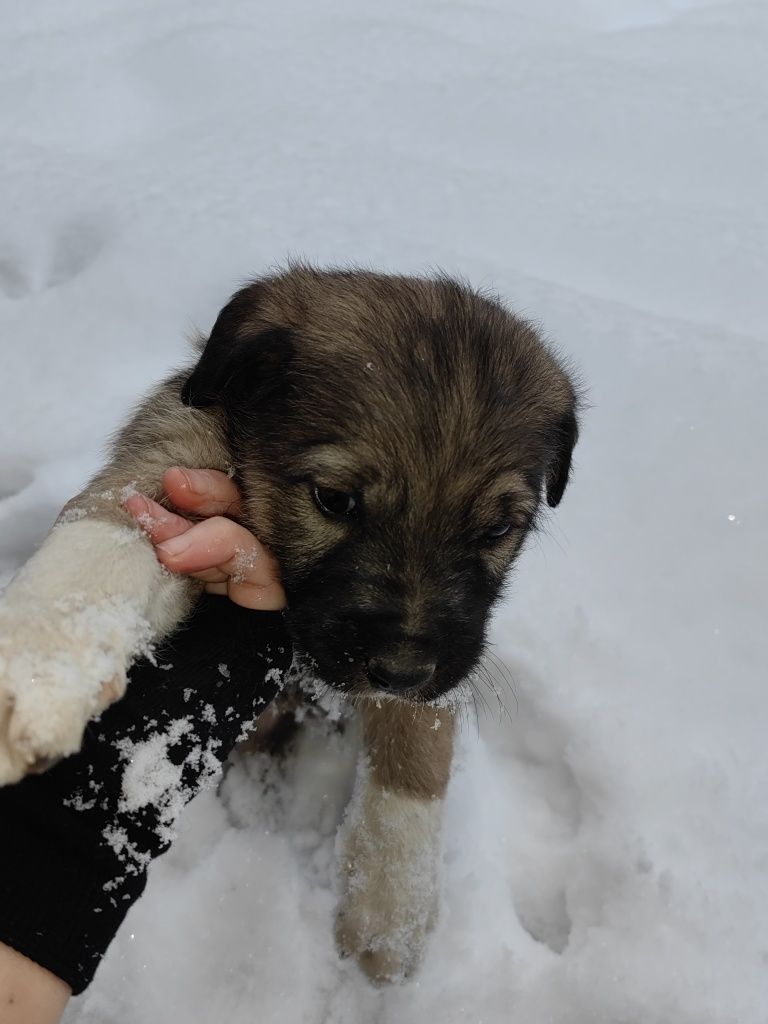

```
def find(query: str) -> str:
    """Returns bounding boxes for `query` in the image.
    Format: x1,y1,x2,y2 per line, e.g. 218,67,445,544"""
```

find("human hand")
124,467,286,611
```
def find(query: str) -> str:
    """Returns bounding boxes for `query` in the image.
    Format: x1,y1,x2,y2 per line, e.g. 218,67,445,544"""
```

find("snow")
0,0,766,1020
113,714,224,854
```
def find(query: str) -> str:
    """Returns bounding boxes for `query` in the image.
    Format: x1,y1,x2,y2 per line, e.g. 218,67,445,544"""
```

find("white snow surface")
0,0,766,1020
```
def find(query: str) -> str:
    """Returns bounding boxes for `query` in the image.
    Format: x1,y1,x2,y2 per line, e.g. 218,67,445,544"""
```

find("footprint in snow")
0,218,110,299
0,465,34,503
0,250,30,299
483,657,590,955
46,217,110,288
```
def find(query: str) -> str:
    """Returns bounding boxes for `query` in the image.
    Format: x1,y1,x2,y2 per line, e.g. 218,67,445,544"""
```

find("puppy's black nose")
367,656,436,693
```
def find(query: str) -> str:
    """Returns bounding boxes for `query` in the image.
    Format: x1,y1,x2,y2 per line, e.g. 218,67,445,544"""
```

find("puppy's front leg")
0,377,228,784
336,700,455,983
0,517,191,784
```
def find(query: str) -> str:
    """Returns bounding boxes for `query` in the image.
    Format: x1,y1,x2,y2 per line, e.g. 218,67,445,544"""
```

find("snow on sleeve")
107,714,225,866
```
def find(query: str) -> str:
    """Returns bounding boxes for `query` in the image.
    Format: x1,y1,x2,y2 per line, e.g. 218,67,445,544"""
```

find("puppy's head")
183,266,578,702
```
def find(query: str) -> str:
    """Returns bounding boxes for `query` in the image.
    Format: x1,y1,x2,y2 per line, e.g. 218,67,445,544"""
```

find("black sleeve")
0,593,292,994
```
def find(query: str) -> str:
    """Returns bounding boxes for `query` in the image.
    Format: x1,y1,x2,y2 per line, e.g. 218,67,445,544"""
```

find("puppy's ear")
545,405,579,508
181,287,292,409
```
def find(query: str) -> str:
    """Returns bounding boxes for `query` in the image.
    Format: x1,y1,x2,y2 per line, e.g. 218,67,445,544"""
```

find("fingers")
123,471,286,611
162,467,243,518
155,516,286,611
123,494,230,586
124,494,228,584
123,494,194,544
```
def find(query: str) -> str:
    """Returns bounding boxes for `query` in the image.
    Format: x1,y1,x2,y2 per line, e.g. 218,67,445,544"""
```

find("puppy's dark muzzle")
366,654,437,695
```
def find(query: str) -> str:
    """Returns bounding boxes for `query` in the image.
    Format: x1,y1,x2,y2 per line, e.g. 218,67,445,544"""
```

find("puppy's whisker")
467,686,481,738
475,665,504,724
483,649,519,716
471,657,515,724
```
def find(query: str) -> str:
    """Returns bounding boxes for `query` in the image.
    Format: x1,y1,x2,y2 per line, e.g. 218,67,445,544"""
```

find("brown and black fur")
177,266,578,703
58,264,579,981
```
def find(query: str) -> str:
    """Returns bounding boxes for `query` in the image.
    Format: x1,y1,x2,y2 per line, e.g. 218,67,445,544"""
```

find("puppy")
0,265,578,981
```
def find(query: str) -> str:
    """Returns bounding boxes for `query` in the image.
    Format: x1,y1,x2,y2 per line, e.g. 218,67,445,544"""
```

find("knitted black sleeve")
0,593,292,995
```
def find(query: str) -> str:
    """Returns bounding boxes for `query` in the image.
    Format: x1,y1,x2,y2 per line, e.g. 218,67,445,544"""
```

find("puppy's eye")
313,485,358,518
485,521,512,541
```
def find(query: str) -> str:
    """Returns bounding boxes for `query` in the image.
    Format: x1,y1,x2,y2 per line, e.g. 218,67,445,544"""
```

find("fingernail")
157,534,192,557
175,468,209,495
124,494,149,516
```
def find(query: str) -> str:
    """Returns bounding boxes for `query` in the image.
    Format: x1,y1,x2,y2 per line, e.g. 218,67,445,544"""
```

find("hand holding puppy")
124,467,286,611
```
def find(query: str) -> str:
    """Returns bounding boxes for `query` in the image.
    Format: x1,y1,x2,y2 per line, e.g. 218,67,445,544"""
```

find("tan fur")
66,374,231,529
362,699,455,801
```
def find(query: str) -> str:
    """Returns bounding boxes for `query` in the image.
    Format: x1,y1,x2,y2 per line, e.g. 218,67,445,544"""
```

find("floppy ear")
181,287,293,410
545,406,579,508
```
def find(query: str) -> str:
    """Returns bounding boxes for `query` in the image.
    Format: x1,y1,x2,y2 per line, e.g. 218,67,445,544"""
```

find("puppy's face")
183,268,578,702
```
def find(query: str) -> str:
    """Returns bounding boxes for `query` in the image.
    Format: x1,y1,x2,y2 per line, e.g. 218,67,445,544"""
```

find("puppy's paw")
336,882,438,983
1,684,92,785
0,663,126,785
335,787,441,983
0,602,133,786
